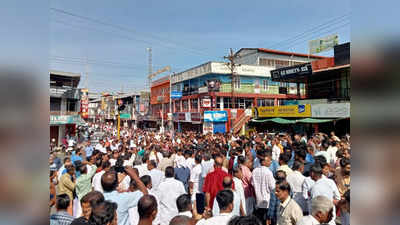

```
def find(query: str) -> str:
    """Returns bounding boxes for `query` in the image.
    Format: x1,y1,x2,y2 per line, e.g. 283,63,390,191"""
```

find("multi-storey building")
49,70,83,146
165,48,325,133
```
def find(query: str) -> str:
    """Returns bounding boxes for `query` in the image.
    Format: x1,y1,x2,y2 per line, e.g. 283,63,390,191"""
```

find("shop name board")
204,111,228,122
253,105,311,118
50,115,83,125
173,112,201,122
311,103,350,118
171,91,182,99
271,63,312,80
171,62,273,84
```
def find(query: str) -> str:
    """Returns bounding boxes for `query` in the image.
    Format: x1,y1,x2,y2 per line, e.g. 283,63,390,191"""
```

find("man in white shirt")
232,166,246,215
92,161,111,193
95,140,106,154
287,161,307,213
309,165,340,225
134,154,150,177
176,194,194,218
326,141,338,168
272,139,281,162
196,190,234,225
174,149,186,168
296,195,334,225
212,176,244,217
156,166,187,225
189,154,203,210
184,150,196,171
251,153,276,225
277,153,293,176
147,159,164,190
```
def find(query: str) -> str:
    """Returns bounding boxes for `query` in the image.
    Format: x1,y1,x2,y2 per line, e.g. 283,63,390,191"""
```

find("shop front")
173,112,202,133
203,110,228,134
50,115,86,147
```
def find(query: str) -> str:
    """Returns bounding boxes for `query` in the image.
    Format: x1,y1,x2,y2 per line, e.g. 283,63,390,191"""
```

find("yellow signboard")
253,105,311,118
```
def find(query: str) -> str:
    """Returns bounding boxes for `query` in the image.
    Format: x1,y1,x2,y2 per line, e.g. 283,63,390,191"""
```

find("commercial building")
251,43,351,135
167,48,325,133
49,70,84,146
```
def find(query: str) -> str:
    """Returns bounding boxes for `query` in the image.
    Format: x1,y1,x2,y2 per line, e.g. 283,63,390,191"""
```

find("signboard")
50,115,85,125
271,63,312,81
253,105,311,118
204,111,228,122
309,34,339,54
171,91,182,99
170,62,273,84
191,112,201,123
120,113,131,119
311,103,350,118
203,122,213,134
185,112,191,122
80,89,89,119
202,96,212,108
198,86,208,94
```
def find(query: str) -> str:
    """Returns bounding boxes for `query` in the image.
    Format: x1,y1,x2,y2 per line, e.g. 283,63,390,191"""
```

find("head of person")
214,155,223,168
194,153,202,164
80,191,105,220
292,161,304,173
275,170,287,182
216,190,234,213
311,195,334,224
147,160,157,171
138,195,158,222
63,157,71,165
169,215,194,225
340,158,351,176
295,149,307,163
55,194,70,211
275,180,291,202
176,194,192,213
260,152,272,167
142,153,150,165
310,164,323,181
129,179,138,192
232,166,243,180
89,200,118,225
278,152,291,166
79,164,88,175
140,175,152,190
165,166,175,178
66,164,75,176
101,171,118,192
184,150,192,159
319,161,330,177
228,215,262,225
102,160,112,172
222,176,233,189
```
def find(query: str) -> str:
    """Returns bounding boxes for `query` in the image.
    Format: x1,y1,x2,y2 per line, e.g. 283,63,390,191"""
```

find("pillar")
188,98,191,111
220,97,224,110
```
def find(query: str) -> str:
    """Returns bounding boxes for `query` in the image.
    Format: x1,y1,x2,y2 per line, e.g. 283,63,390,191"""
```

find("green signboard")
119,113,131,119
309,34,339,54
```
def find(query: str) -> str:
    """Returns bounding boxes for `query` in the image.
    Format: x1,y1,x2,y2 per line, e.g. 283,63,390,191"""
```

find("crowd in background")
49,124,350,225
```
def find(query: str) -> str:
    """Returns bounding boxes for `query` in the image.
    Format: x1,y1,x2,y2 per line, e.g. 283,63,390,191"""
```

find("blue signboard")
171,91,182,99
204,111,228,122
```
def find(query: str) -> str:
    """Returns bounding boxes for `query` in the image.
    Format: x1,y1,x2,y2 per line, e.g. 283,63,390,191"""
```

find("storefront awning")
50,115,86,125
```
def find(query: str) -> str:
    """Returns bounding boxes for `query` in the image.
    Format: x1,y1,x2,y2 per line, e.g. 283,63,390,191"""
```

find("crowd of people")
49,124,350,225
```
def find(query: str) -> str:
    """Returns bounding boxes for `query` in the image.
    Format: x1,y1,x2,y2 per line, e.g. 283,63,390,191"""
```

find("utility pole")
224,48,240,109
147,47,153,91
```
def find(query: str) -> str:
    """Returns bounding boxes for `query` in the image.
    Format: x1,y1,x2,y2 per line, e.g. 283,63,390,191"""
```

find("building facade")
49,70,83,146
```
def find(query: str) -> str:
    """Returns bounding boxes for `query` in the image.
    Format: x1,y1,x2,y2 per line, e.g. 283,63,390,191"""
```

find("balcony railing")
50,87,81,99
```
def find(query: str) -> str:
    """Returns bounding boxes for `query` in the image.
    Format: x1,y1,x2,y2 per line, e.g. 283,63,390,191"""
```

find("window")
263,79,268,91
191,99,198,111
50,97,61,111
259,58,275,66
257,99,274,107
182,100,188,111
223,97,232,109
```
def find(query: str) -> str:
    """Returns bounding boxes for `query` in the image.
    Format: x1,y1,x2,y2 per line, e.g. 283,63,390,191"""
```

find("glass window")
263,79,268,91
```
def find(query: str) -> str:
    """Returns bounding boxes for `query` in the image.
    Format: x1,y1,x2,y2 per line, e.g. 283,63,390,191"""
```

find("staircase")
232,110,252,134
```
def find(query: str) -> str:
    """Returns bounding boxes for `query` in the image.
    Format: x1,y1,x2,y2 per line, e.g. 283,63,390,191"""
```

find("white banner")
311,103,350,118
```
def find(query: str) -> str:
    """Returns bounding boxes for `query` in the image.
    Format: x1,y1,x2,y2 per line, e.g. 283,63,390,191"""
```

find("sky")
50,0,351,93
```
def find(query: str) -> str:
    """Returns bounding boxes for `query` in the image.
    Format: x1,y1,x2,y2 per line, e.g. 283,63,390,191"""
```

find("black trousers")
195,193,205,214
254,207,269,225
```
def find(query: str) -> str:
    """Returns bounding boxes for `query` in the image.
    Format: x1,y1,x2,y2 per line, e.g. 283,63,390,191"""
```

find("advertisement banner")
80,89,89,119
171,91,182,99
311,103,350,118
191,112,201,123
253,105,311,118
309,34,339,54
204,111,228,122
202,97,212,108
203,122,213,135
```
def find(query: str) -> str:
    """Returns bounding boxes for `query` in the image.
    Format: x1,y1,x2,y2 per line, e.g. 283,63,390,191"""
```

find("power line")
282,22,350,51
50,8,211,57
266,13,350,50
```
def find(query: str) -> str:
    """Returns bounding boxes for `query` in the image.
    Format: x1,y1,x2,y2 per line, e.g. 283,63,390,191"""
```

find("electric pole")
147,47,153,91
224,48,240,109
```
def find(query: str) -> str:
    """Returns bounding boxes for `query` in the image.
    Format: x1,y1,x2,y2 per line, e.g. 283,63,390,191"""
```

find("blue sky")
50,0,350,93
